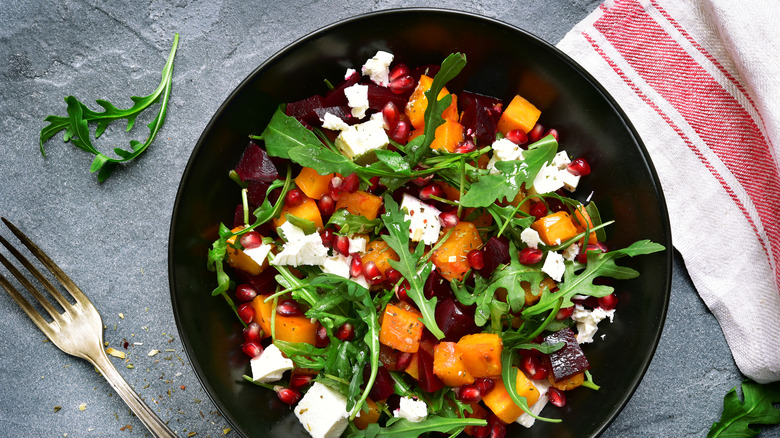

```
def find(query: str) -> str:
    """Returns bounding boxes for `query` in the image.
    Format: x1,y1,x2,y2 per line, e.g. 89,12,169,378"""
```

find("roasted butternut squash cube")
430,119,465,153
431,222,483,281
251,296,317,345
379,303,424,353
273,195,324,230
481,367,540,423
294,167,334,200
226,226,268,275
334,190,383,220
433,341,475,387
456,333,503,378
405,75,456,130
497,94,541,135
530,211,579,246
361,240,400,276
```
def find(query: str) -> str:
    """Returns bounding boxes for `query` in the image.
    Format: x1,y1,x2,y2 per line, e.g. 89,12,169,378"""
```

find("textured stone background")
1,1,777,437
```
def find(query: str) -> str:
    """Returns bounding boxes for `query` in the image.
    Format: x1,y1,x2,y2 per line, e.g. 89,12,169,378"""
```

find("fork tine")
1,218,92,308
0,250,66,323
0,271,55,338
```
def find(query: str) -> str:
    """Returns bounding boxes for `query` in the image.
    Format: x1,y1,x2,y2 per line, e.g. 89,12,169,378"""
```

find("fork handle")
89,350,178,437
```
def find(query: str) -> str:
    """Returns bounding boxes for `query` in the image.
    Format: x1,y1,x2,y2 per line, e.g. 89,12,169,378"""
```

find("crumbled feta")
320,254,352,278
272,223,329,267
492,138,524,161
572,305,615,344
541,251,565,281
562,243,580,261
344,83,369,119
348,236,367,254
517,379,551,427
242,243,272,267
393,396,428,423
400,194,441,245
344,68,357,80
520,228,542,249
361,50,394,86
531,163,565,194
250,344,293,383
559,169,581,192
551,151,571,170
335,116,389,162
351,275,370,290
321,112,350,131
294,382,350,438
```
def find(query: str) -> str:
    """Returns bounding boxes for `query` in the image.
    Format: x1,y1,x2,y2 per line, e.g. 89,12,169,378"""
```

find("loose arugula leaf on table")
39,34,179,182
708,380,780,438
257,105,325,159
380,195,444,339
348,416,486,438
327,209,382,236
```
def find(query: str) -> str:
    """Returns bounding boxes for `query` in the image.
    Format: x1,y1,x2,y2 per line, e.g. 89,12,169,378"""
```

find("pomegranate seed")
241,341,263,358
336,322,355,341
318,194,336,216
328,177,344,200
289,373,313,391
530,202,547,221
237,302,255,324
475,378,495,395
544,128,560,141
382,101,400,129
521,354,547,380
388,63,410,82
505,129,528,145
419,184,443,200
342,173,359,193
320,229,335,248
490,421,507,438
457,384,482,403
467,249,485,270
411,168,433,187
277,299,303,317
235,284,258,303
276,387,302,405
454,140,476,154
363,261,383,284
518,248,543,265
367,176,382,193
395,351,412,371
242,322,263,343
350,255,364,278
389,75,415,94
390,119,410,144
556,306,575,320
598,293,619,310
334,235,350,256
547,198,566,213
385,268,403,285
396,280,411,303
528,123,544,143
567,158,591,176
438,211,459,228
284,188,304,208
548,387,566,407
471,426,490,438
239,231,263,249
577,242,608,263
315,324,330,348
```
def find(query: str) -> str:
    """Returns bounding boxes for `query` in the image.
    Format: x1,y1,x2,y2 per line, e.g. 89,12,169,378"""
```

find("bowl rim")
168,7,673,438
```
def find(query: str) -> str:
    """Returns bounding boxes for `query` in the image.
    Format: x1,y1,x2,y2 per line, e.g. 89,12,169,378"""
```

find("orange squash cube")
251,296,317,345
430,119,465,153
481,368,540,423
405,75,456,130
273,195,324,230
433,342,475,387
361,240,400,276
431,222,483,281
334,190,383,220
497,95,541,135
352,398,381,430
456,333,503,378
530,211,580,246
226,226,268,275
294,167,333,200
379,303,424,353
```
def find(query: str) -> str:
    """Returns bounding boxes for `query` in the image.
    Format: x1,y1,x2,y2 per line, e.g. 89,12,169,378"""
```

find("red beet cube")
459,91,503,146
285,95,325,127
544,328,591,382
481,236,510,277
234,142,279,183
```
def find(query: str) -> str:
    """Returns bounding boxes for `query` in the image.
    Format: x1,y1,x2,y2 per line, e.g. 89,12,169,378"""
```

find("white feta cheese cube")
562,243,580,261
541,251,565,282
400,194,441,245
344,84,369,119
242,243,272,267
280,221,307,242
361,50,394,86
531,164,565,194
572,305,616,344
250,344,293,383
492,137,524,162
348,236,367,254
560,169,581,192
335,116,389,162
272,223,329,267
320,254,352,279
350,275,370,290
344,68,357,80
551,151,571,170
516,379,551,428
294,382,350,438
393,396,428,423
520,228,542,249
321,112,350,131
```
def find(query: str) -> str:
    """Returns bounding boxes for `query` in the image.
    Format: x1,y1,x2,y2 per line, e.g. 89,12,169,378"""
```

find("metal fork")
0,218,177,437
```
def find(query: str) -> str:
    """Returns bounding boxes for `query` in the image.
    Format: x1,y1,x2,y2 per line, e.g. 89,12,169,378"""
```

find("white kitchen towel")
557,0,780,383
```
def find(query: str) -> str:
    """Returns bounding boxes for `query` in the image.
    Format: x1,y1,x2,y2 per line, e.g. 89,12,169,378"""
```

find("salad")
207,51,664,438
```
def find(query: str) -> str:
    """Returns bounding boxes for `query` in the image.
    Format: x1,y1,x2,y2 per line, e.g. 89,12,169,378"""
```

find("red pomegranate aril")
544,128,560,141
521,354,547,380
390,119,410,144
389,75,415,94
389,63,410,82
334,235,350,256
336,322,355,341
395,351,412,371
556,306,575,321
237,302,255,324
467,249,485,270
320,228,335,248
530,202,548,221
315,324,330,348
276,387,302,405
328,176,344,200
471,425,491,438
318,194,336,216
490,421,507,438
368,176,382,193
382,101,401,128
438,211,459,228
567,157,591,176
342,173,359,193
242,322,263,343
548,387,567,407
419,183,443,200
577,242,608,263
241,341,263,358
363,261,383,284
598,293,619,310
411,169,433,187
457,384,482,403
385,268,403,285
454,140,477,153
350,255,364,278
239,231,263,249
235,284,258,303
528,123,545,143
277,299,303,317
505,129,528,145
475,377,495,395
289,373,314,391
518,248,544,265
284,188,304,208
396,280,411,303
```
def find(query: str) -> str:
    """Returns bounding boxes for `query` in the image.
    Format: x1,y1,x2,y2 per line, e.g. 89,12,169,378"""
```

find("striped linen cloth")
557,0,780,383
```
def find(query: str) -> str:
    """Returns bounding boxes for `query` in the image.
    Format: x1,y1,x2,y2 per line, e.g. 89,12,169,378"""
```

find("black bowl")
169,8,672,438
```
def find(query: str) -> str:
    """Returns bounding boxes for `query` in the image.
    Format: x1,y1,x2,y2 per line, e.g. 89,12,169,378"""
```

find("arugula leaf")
380,195,444,339
285,213,317,235
501,348,561,423
259,106,325,159
348,416,485,438
288,144,359,176
327,209,382,236
708,380,780,438
584,202,606,242
40,34,179,182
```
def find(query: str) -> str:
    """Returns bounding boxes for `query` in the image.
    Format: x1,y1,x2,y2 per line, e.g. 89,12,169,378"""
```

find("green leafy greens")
708,380,780,438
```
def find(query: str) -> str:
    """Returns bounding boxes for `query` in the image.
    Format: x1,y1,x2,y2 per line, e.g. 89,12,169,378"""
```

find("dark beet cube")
459,91,503,146
365,364,395,401
286,95,325,127
367,83,412,112
234,142,278,183
322,73,361,107
424,269,451,301
246,181,269,207
481,236,510,277
544,327,591,382
416,347,444,392
312,106,358,127
435,298,478,342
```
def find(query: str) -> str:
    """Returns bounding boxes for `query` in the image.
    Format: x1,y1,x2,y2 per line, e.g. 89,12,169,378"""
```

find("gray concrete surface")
1,1,777,437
